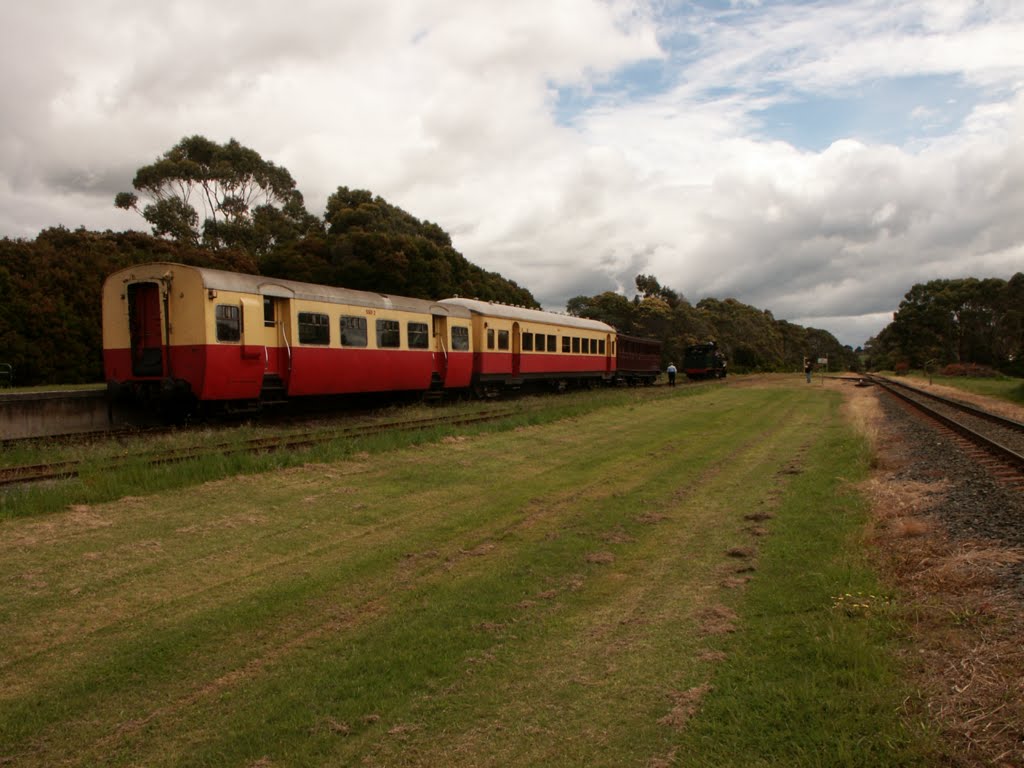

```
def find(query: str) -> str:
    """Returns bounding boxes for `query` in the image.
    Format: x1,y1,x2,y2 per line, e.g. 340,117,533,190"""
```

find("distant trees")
566,277,857,372
866,275,1024,374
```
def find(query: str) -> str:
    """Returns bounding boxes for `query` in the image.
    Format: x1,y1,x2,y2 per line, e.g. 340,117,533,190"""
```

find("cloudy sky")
2,0,1022,347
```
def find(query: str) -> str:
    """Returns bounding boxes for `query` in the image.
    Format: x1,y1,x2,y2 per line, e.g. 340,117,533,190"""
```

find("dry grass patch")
602,529,636,544
726,546,756,559
720,576,751,589
698,604,738,636
658,683,713,730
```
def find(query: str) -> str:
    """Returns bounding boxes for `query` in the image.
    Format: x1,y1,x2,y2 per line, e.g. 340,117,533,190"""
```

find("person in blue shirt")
667,362,677,386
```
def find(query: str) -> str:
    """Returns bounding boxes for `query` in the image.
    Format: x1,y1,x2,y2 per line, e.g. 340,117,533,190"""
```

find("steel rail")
869,375,1024,431
868,375,1024,472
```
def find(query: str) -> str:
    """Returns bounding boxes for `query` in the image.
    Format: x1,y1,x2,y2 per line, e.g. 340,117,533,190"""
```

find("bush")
939,363,999,377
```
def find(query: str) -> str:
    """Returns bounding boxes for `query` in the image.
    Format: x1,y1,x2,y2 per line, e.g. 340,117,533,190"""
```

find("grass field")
0,382,934,766
900,372,1024,406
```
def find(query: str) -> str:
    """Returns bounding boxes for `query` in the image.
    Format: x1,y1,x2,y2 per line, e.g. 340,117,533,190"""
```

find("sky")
2,0,1023,348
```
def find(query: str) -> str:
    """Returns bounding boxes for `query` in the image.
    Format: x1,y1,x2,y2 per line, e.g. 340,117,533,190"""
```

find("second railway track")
0,408,520,489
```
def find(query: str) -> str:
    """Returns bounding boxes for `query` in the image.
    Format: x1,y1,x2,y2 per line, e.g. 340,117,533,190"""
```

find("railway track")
867,375,1024,489
0,408,519,489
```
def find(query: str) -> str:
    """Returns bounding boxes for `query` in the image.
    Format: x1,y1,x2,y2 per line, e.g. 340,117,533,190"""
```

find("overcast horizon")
2,0,1022,348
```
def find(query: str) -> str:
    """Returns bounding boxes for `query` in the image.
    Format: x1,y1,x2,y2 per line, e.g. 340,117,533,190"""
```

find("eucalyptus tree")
115,135,317,255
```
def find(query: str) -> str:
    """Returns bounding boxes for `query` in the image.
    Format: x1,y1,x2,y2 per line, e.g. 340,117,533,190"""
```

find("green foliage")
867,274,1023,374
566,291,635,330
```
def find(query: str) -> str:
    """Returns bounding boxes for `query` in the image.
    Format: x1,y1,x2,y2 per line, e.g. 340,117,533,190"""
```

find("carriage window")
377,319,400,348
522,332,534,352
263,298,274,327
408,322,429,349
562,336,570,353
298,312,330,345
582,338,591,354
572,337,580,353
340,315,367,347
487,328,495,350
599,339,606,355
216,305,241,342
451,326,469,351
497,330,509,351
547,334,557,352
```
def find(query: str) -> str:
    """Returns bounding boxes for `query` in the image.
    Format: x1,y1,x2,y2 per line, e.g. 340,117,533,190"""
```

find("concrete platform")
0,388,115,439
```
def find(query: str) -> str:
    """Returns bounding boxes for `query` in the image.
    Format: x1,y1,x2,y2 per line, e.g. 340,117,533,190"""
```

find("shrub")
939,363,999,377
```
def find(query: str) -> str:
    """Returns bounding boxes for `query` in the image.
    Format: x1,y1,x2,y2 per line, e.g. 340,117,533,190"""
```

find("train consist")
683,341,727,380
102,263,662,413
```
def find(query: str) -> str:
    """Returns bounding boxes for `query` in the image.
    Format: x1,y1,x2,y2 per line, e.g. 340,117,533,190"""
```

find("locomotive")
102,263,662,414
683,341,727,380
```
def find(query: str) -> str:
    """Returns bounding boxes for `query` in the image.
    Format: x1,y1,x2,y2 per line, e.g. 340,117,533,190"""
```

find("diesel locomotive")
102,263,662,413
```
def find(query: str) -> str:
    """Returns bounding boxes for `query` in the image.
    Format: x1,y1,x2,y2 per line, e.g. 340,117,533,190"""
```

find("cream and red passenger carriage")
102,263,661,413
103,263,472,410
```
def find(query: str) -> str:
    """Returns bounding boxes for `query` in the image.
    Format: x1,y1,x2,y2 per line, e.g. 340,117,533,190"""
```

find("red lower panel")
286,348,430,395
103,349,134,385
106,344,475,400
442,354,473,389
475,352,613,377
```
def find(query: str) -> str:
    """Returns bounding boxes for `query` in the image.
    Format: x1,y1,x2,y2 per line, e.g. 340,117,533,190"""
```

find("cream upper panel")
103,262,473,350
438,297,615,334
102,264,208,348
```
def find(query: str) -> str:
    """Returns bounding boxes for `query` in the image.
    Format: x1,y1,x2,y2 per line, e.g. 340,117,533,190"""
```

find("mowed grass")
0,383,932,766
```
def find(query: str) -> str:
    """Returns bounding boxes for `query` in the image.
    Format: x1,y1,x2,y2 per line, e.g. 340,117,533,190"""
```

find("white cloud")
0,0,1022,349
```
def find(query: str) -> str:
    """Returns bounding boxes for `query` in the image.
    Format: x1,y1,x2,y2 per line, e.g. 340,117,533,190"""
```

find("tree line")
865,275,1024,376
1,135,1019,385
566,275,859,374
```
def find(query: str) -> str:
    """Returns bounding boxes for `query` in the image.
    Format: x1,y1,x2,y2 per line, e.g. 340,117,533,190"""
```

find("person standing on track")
667,362,677,387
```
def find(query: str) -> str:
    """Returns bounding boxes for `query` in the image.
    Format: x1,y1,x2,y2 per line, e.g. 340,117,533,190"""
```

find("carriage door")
127,282,165,377
605,333,613,373
432,314,449,384
512,322,521,377
257,284,295,380
253,296,285,376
